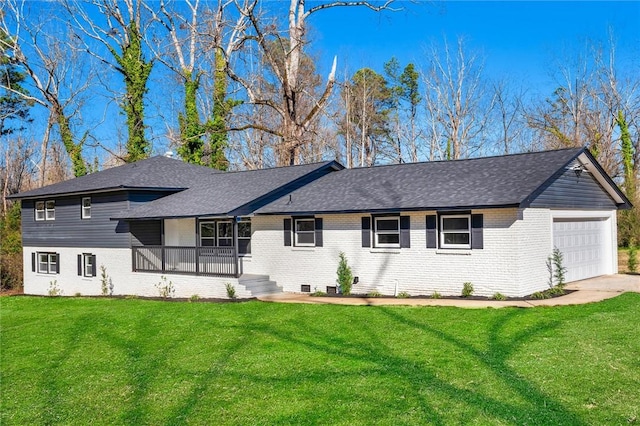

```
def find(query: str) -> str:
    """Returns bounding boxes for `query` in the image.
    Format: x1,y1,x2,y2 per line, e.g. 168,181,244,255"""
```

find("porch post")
233,217,239,277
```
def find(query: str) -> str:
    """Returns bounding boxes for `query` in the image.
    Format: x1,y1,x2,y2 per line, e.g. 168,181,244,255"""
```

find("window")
295,218,315,246
35,201,45,221
375,217,400,247
238,219,251,255
217,221,233,247
81,253,96,277
45,200,55,220
82,197,91,219
35,200,55,221
200,222,216,246
37,252,58,274
440,214,471,249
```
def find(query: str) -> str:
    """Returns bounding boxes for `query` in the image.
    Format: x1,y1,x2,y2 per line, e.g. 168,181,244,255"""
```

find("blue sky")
306,1,640,95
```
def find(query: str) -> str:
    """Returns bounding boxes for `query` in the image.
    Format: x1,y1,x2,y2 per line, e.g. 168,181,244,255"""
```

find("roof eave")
7,186,187,200
255,203,523,216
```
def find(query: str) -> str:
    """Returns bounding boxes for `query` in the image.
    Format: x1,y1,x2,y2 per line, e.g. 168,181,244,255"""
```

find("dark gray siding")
22,192,130,248
130,220,162,246
529,166,617,209
22,190,173,248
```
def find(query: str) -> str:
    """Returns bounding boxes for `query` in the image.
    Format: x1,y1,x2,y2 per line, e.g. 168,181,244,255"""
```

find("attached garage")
552,214,615,283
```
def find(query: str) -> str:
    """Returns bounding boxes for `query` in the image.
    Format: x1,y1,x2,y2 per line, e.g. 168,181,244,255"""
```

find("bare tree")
421,36,494,160
228,0,395,166
1,1,91,180
491,79,528,154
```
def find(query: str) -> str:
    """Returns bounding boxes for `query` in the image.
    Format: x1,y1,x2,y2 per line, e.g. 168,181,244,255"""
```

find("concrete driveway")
565,274,640,293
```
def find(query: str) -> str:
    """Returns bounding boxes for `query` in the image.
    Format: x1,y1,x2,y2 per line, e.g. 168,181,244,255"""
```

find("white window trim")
83,253,94,277
35,201,45,221
374,216,400,248
38,252,58,274
440,214,471,249
82,197,91,219
45,200,55,220
294,218,315,247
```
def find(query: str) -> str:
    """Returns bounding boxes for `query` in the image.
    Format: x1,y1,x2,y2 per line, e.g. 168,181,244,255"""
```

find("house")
9,147,631,298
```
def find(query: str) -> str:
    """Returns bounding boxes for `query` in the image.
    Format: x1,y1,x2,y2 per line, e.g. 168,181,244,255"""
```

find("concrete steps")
238,274,282,297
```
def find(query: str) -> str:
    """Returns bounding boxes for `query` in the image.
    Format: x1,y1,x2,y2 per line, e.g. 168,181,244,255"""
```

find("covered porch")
130,216,252,278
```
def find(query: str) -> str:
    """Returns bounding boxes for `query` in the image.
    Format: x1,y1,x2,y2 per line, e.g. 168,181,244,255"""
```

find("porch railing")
132,246,238,277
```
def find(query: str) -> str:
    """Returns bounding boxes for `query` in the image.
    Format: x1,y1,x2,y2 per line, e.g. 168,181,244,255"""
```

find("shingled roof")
112,161,342,219
255,148,628,214
8,156,222,199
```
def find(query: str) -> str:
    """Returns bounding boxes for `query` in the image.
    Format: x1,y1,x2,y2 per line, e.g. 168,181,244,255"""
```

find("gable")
527,162,618,209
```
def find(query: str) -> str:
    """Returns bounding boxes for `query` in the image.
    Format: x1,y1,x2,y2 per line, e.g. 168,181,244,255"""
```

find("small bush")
431,292,442,299
311,287,326,297
74,292,82,297
491,292,506,301
100,265,114,296
548,286,565,296
48,280,62,296
396,291,411,299
461,282,474,298
155,276,175,299
367,290,382,298
628,244,638,273
225,283,236,300
125,294,138,299
531,291,550,300
189,294,200,302
336,252,354,295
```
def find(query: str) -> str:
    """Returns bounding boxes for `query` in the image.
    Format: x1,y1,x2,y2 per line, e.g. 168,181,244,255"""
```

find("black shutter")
471,214,484,249
91,255,97,276
77,254,82,276
361,217,371,247
400,216,410,248
426,215,437,248
32,252,36,272
283,218,292,246
314,218,323,247
56,253,60,273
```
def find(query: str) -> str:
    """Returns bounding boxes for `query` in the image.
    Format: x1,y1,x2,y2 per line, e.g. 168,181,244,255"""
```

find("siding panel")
22,190,171,248
529,166,617,209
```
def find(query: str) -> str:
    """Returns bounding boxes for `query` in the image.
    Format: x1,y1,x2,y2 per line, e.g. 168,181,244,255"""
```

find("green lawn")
1,295,639,425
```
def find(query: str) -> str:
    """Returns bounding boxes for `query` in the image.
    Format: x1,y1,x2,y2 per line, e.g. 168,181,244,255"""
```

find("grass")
1,295,639,425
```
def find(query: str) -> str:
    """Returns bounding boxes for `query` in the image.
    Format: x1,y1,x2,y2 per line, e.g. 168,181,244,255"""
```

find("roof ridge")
343,147,585,172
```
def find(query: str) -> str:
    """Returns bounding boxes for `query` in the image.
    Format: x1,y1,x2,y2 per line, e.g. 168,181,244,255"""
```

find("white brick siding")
249,208,557,298
23,247,246,299
23,207,618,298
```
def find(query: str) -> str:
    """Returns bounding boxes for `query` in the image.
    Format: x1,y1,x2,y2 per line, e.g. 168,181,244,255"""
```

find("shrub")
628,243,638,273
491,292,506,301
367,290,382,298
431,292,442,299
550,247,567,287
396,291,411,299
336,252,354,295
189,294,201,302
74,292,82,297
531,291,550,300
0,203,23,291
155,276,175,299
48,280,62,296
225,283,236,300
100,265,114,296
461,282,474,298
311,287,326,297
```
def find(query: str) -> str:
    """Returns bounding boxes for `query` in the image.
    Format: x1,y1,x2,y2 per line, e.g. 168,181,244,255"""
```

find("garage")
553,217,611,282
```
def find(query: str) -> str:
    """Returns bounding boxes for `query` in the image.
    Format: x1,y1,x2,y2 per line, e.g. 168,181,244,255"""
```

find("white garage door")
553,218,609,282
